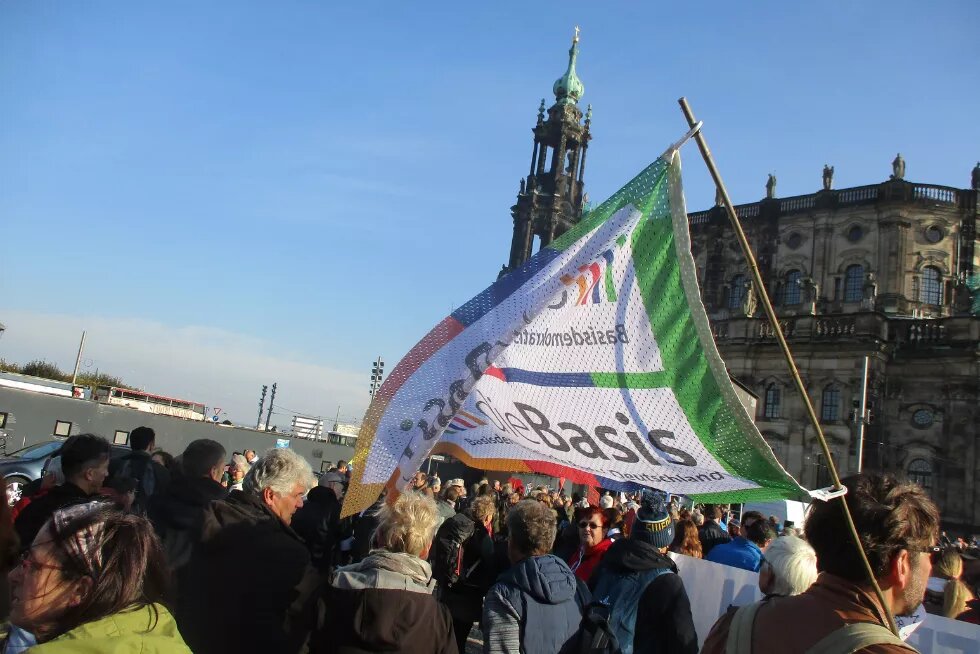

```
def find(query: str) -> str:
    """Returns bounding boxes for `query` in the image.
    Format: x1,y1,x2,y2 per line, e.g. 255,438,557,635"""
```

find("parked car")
2,440,130,505
1,440,65,504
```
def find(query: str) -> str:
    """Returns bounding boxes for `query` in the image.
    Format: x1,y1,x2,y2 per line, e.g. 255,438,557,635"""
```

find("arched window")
728,275,746,309
763,383,781,419
920,267,942,306
844,265,864,302
783,270,802,305
820,385,840,422
908,459,933,491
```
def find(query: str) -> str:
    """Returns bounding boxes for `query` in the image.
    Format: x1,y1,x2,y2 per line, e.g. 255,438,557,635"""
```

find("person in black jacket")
176,448,318,654
147,438,227,576
697,504,731,558
432,494,499,653
13,434,110,551
292,471,344,572
108,426,171,514
590,490,698,654
349,493,385,563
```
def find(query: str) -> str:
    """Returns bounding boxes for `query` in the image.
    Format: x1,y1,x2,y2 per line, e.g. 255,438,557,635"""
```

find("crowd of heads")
4,431,978,653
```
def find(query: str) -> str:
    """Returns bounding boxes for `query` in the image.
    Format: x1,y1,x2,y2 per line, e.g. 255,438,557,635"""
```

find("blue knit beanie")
632,490,674,549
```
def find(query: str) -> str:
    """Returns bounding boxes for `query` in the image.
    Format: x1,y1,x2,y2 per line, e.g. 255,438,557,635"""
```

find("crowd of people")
0,428,977,653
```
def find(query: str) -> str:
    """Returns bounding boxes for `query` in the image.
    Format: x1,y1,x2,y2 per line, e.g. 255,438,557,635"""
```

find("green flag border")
545,152,808,503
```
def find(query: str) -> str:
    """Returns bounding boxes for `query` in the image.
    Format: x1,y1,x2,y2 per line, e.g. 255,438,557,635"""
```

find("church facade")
690,167,979,534
505,35,980,533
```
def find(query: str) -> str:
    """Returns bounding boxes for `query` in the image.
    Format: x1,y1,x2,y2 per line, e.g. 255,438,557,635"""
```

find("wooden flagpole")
677,97,899,636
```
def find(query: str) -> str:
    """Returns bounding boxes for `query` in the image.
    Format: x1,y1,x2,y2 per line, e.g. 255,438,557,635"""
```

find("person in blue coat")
482,500,590,654
705,510,774,572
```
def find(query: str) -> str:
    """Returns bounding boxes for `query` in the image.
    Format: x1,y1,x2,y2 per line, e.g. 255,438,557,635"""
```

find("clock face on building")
912,409,934,427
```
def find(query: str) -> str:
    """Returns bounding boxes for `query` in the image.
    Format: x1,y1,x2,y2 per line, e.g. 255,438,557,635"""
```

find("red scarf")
568,537,613,583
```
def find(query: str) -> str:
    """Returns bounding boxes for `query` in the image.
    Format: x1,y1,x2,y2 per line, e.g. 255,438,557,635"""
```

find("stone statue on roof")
972,162,980,190
822,164,834,191
766,174,777,199
891,153,905,180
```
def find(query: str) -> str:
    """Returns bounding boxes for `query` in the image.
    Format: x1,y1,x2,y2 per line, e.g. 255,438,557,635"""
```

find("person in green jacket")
4,501,190,653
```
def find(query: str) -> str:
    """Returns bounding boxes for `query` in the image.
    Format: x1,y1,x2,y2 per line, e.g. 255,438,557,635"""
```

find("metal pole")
71,331,87,386
265,383,277,432
856,355,869,473
677,97,899,636
257,385,267,430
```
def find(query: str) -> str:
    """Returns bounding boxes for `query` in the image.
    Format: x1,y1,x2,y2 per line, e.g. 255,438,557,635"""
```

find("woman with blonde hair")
312,492,457,653
930,549,977,620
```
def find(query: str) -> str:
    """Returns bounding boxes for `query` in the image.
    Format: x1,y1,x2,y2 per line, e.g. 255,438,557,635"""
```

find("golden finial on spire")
573,26,580,43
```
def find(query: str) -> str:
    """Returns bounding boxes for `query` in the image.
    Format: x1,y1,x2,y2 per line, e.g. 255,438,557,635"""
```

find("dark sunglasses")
578,521,603,529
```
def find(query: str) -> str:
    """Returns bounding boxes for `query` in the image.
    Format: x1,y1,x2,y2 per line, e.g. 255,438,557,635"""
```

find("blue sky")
2,1,978,425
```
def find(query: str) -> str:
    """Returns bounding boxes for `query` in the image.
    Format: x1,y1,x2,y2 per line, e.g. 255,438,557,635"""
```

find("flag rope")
677,96,899,637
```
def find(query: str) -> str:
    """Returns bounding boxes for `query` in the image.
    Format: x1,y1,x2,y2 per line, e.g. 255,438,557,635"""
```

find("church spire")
553,27,585,105
502,29,592,277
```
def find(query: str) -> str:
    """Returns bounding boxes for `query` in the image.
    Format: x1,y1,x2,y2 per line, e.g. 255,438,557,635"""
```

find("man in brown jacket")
703,473,939,653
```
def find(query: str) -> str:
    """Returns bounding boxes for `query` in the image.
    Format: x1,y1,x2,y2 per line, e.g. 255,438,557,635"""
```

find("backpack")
566,600,622,654
115,454,156,514
577,565,672,654
431,512,477,590
725,601,913,654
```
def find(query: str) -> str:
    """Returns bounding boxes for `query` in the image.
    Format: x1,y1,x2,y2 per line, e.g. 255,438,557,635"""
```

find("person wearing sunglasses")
4,501,190,652
565,505,613,584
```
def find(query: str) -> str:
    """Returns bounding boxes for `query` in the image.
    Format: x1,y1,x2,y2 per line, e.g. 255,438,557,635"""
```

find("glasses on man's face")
908,544,942,564
578,521,602,530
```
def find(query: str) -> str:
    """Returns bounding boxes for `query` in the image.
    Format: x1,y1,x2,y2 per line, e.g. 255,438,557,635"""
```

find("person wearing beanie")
589,490,698,654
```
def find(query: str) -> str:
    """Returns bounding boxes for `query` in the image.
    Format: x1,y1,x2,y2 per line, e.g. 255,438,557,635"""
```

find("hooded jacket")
590,538,698,654
26,604,191,654
176,490,318,654
312,550,457,654
482,554,590,654
147,474,227,574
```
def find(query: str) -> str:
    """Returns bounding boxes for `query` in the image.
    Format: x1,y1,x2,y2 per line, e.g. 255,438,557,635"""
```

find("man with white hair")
177,448,316,654
759,535,818,597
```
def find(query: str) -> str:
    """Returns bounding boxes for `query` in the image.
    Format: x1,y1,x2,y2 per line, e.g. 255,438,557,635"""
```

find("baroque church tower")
502,29,592,275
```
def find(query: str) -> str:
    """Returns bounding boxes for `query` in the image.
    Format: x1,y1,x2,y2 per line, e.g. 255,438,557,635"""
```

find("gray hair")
243,448,313,497
763,535,818,596
374,492,439,557
508,500,557,557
